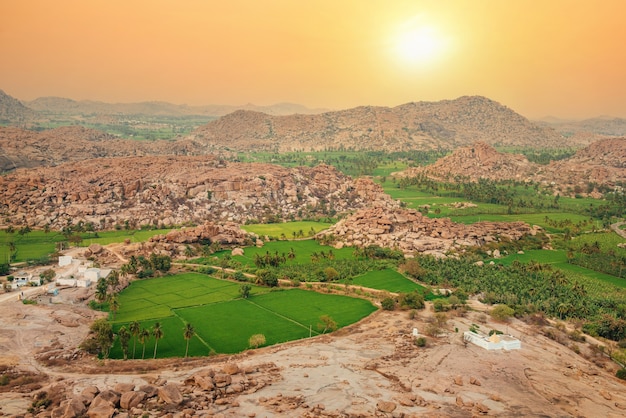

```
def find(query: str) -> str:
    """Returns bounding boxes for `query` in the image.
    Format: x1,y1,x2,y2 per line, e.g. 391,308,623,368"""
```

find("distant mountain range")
1,89,621,166
536,116,626,137
23,95,329,117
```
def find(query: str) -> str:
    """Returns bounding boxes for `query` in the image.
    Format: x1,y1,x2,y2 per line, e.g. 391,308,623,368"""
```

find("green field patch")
177,299,310,354
222,239,356,268
252,289,377,329
349,269,425,293
111,316,210,359
114,273,257,323
241,221,332,238
110,274,376,357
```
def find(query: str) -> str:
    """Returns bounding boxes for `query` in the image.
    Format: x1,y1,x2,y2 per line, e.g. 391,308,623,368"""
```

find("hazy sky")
2,0,625,119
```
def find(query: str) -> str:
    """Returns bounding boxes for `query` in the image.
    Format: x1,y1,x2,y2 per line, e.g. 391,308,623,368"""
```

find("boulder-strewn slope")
0,126,208,172
189,96,569,152
399,141,536,182
320,207,535,257
397,138,626,196
0,157,395,229
0,89,35,123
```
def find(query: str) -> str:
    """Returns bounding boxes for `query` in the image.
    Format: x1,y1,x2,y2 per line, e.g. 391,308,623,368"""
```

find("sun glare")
393,20,446,66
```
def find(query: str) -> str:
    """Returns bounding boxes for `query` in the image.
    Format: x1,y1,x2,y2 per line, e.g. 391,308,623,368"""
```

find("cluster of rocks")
397,139,626,197
320,207,535,257
0,157,393,230
33,362,279,418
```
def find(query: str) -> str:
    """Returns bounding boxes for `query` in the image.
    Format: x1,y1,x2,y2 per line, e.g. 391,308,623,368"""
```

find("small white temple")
464,331,521,350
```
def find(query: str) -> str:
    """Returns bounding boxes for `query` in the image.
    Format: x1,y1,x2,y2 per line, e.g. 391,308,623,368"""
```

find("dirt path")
611,221,626,239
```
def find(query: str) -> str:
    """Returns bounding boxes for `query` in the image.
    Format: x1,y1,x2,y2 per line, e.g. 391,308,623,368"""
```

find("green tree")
95,278,108,303
381,297,396,311
139,328,150,360
153,322,163,359
90,318,113,359
118,326,131,360
239,283,251,299
108,294,120,320
317,315,337,334
490,304,515,321
249,333,266,348
183,322,195,358
129,320,140,359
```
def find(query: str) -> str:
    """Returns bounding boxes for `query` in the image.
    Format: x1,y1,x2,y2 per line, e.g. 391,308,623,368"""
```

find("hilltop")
0,89,35,123
396,138,626,196
188,96,572,152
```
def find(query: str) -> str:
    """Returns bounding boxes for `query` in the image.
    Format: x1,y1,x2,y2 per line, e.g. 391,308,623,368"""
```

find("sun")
393,21,446,66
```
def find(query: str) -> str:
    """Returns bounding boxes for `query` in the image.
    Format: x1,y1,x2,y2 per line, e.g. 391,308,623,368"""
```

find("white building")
464,331,521,351
58,256,73,267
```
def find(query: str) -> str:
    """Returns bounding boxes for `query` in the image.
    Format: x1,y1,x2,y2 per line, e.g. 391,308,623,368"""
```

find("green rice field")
109,274,376,358
241,221,333,238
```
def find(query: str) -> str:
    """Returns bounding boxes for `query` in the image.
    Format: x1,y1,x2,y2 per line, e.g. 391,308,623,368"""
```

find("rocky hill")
320,206,535,257
0,157,395,230
397,138,626,196
0,126,210,172
0,89,35,123
400,141,537,182
25,97,327,117
537,115,626,137
188,96,571,152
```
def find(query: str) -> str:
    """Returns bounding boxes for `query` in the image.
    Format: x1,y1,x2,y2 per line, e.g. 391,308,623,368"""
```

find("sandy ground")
1,284,626,418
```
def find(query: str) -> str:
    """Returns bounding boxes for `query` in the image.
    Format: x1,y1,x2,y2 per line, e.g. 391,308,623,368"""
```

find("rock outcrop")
319,207,535,257
0,157,396,230
397,138,626,197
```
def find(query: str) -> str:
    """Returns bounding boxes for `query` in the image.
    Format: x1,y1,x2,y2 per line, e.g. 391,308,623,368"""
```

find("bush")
490,304,515,321
249,334,266,349
414,337,427,347
381,297,396,311
616,368,626,380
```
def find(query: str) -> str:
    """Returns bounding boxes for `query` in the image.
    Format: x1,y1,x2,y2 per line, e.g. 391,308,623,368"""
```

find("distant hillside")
0,126,208,172
396,138,626,196
537,116,626,137
25,97,328,117
0,90,35,123
189,96,572,152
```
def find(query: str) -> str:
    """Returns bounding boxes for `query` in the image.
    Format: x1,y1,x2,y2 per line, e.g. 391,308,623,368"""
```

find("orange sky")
2,0,625,119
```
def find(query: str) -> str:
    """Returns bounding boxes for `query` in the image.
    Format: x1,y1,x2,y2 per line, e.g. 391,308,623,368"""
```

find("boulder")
120,391,146,410
158,383,183,405
376,400,397,413
87,402,116,418
223,363,240,375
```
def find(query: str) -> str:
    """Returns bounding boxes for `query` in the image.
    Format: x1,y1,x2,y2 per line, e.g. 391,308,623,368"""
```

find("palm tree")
139,328,150,360
129,321,140,359
108,294,120,320
153,322,163,359
107,270,120,293
183,322,195,358
118,326,130,360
